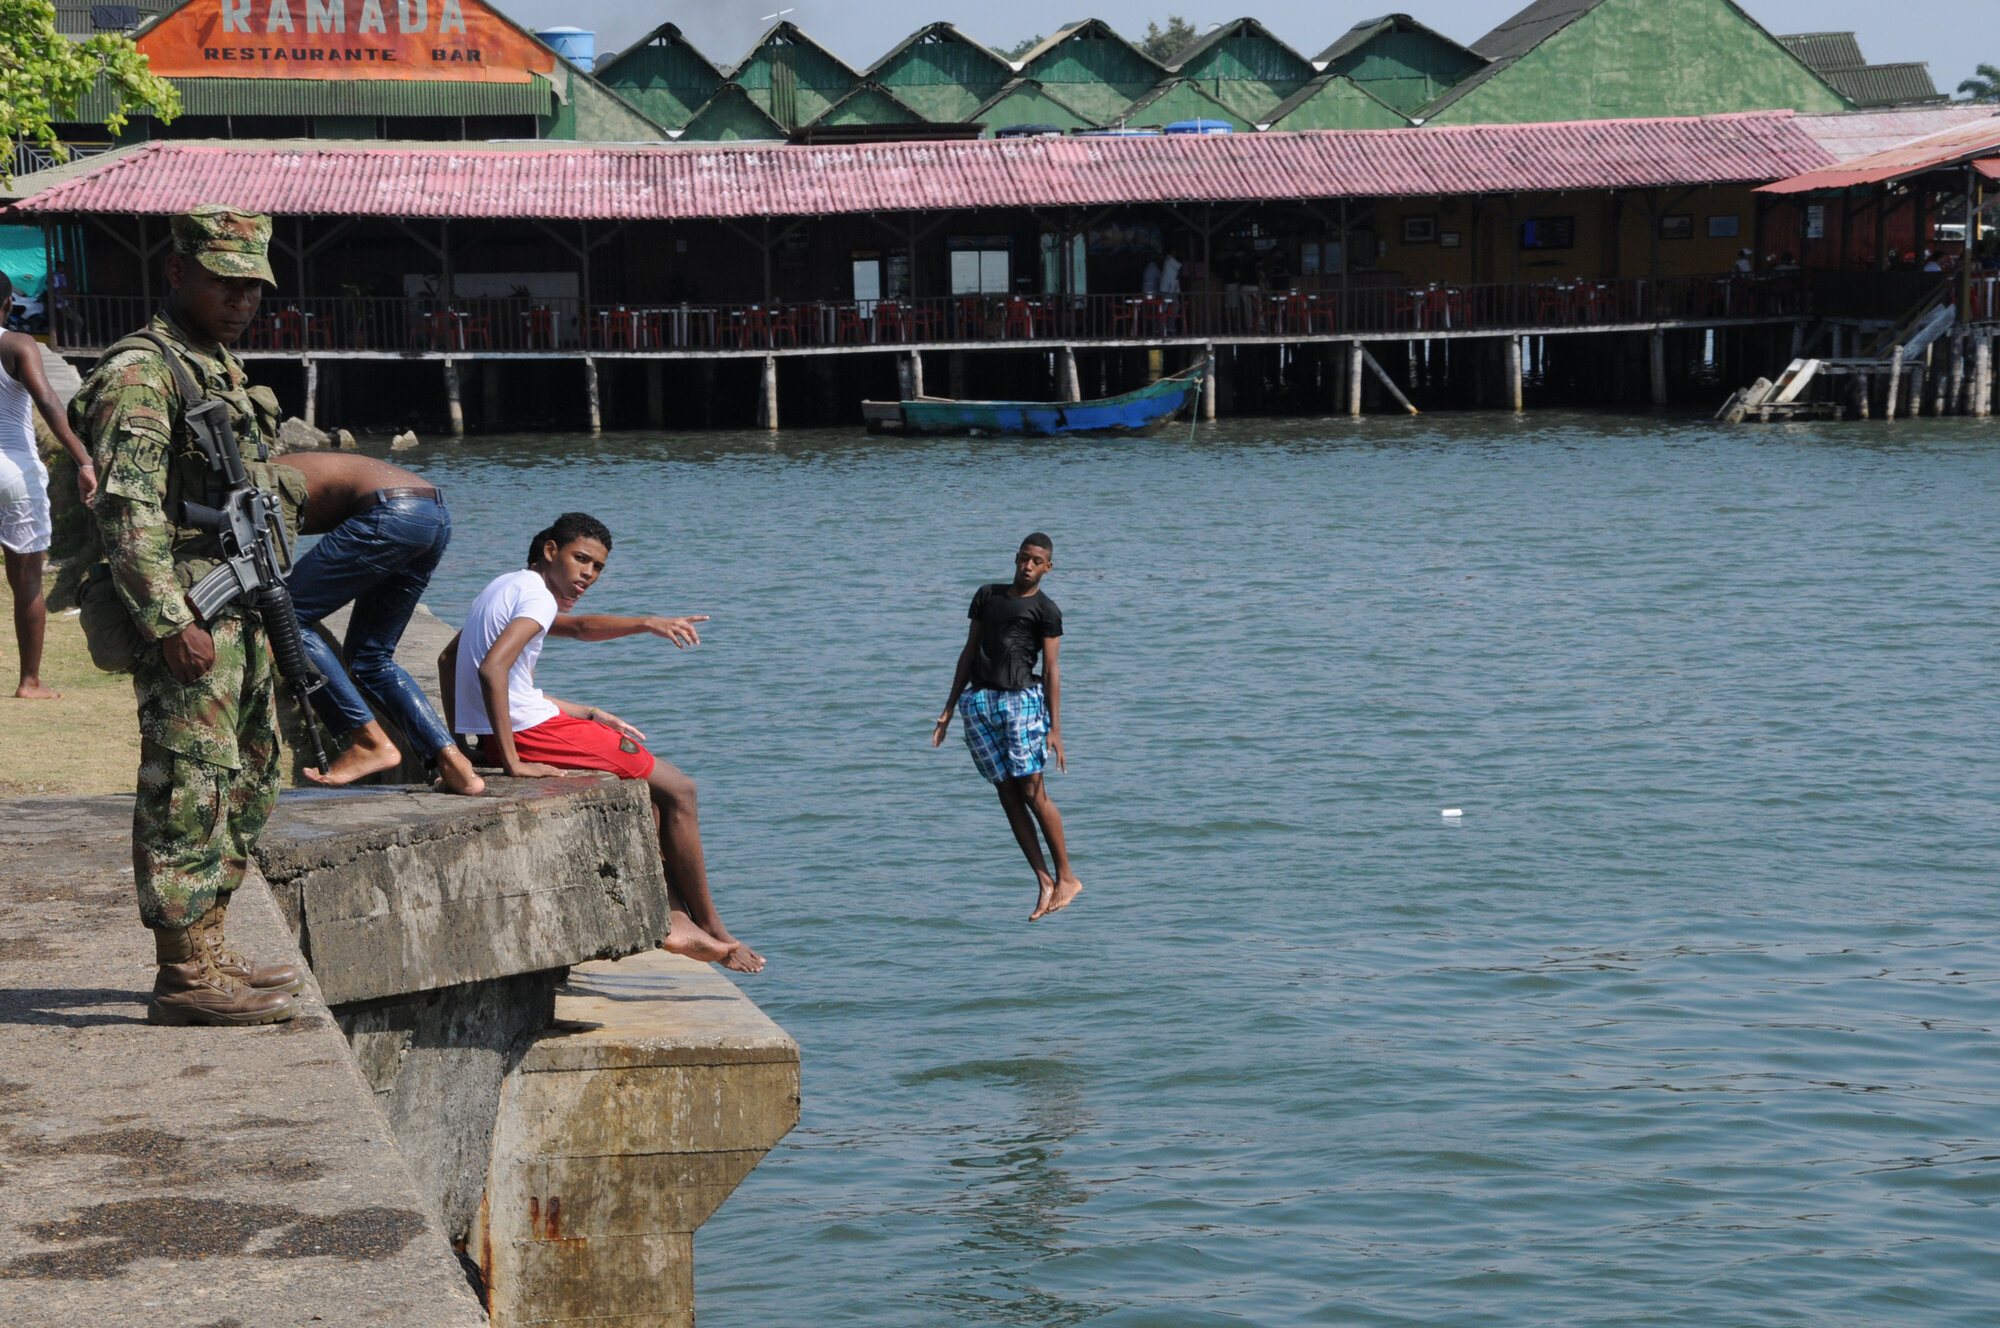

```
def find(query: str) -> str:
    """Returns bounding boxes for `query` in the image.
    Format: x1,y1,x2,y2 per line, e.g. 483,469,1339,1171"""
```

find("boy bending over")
443,512,763,973
933,533,1083,921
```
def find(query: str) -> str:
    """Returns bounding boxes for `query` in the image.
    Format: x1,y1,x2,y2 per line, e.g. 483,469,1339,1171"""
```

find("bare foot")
1028,871,1058,921
721,944,766,974
303,723,403,787
659,909,735,964
1045,873,1084,918
14,680,60,699
433,746,487,796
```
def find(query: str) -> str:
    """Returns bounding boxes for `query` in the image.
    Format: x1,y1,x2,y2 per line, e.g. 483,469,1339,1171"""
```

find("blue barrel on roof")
1164,119,1232,135
536,27,595,72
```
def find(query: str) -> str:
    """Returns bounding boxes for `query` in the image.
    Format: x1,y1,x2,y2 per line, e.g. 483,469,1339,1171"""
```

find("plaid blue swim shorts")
960,686,1049,784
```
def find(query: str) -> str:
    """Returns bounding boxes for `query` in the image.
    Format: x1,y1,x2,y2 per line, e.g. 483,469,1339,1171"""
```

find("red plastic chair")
835,304,870,344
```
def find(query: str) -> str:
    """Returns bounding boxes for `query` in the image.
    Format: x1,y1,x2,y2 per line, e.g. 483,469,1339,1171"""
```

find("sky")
487,0,1998,96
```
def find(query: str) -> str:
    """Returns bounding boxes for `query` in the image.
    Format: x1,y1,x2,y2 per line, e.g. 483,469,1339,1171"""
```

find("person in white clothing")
1159,251,1183,295
1,273,97,699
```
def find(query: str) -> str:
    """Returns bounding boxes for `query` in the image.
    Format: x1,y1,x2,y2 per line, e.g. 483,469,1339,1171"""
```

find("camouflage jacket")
70,309,291,643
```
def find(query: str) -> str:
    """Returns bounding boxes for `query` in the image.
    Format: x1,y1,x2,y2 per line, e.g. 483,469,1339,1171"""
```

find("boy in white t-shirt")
440,512,764,974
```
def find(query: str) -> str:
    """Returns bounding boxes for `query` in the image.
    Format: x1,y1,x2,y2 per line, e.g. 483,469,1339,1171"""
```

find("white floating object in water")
1441,808,1463,819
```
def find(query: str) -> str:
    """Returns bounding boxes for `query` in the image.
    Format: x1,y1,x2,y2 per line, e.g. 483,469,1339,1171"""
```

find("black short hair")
0,272,12,303
529,512,613,565
1021,532,1053,555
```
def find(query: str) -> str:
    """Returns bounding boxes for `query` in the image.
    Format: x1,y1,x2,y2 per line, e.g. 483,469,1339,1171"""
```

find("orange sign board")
136,0,559,82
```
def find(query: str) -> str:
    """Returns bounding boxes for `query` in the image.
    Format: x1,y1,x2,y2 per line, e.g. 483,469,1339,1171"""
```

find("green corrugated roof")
1267,74,1409,131
1017,20,1165,124
972,79,1096,135
677,83,786,141
1120,79,1254,132
594,23,725,131
69,75,554,121
866,23,1013,122
1822,64,1944,107
812,83,926,127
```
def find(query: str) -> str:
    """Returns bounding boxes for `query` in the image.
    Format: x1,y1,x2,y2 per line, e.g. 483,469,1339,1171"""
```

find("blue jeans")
286,496,454,761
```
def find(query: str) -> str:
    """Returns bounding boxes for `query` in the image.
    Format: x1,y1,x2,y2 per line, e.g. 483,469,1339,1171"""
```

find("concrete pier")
0,779,797,1327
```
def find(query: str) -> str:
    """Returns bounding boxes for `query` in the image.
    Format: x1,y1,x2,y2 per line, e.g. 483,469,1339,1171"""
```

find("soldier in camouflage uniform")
72,205,306,1026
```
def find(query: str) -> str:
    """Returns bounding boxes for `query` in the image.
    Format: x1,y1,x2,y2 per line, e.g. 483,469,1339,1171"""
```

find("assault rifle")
137,331,333,774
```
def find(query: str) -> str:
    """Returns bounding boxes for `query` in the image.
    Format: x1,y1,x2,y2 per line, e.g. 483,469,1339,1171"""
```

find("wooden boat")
863,363,1206,437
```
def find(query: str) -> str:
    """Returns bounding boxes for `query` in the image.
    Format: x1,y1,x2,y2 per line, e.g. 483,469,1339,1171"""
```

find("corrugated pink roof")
1792,107,2000,165
1760,115,2000,194
9,112,1834,220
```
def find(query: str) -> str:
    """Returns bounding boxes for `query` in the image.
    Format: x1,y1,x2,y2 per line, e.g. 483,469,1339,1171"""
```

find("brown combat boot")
199,898,306,996
147,926,296,1027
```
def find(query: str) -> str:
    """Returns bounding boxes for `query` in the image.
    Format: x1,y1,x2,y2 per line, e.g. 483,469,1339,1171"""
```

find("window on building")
949,237,1013,295
1519,217,1576,250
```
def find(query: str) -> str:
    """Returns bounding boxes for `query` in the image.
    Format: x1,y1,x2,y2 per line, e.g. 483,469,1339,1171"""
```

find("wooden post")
1909,364,1926,418
895,355,912,401
1347,339,1363,416
302,357,318,430
1058,345,1081,403
584,356,602,435
1146,347,1163,384
1506,335,1524,412
1789,322,1804,360
1974,336,1993,419
1947,333,1965,416
759,354,778,431
1200,342,1216,420
646,360,665,428
442,357,463,437
1649,329,1667,407
906,350,924,398
1884,346,1902,420
482,361,503,428
1362,347,1419,414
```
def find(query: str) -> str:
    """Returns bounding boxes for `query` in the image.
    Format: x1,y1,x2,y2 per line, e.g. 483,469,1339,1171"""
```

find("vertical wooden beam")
1971,335,1993,418
1947,332,1965,416
1200,343,1216,420
442,357,463,437
1058,346,1081,403
906,350,924,398
1507,336,1524,411
40,220,59,351
483,361,503,428
584,355,602,435
302,357,318,429
646,360,665,428
760,354,778,431
1347,339,1363,417
1145,348,1162,384
1649,329,1667,407
1884,346,1902,420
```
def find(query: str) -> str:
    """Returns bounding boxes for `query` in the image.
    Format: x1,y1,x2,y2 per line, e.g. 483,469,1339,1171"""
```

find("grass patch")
0,579,139,795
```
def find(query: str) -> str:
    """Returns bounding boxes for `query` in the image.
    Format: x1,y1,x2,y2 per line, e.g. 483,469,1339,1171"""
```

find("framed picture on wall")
1707,215,1741,238
1439,231,1462,249
1660,214,1693,240
1402,215,1438,243
1519,216,1575,250
1805,205,1825,240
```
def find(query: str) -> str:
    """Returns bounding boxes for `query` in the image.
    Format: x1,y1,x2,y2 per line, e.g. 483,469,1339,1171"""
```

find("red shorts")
481,712,657,781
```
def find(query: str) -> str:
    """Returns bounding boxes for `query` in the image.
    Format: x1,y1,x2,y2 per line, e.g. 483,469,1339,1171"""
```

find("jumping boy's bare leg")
648,759,764,973
995,778,1061,918
7,550,58,699
1019,772,1082,918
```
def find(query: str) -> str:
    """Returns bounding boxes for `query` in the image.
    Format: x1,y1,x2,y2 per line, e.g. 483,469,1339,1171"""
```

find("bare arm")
1042,636,1064,773
551,613,707,646
2,333,94,503
476,617,562,778
931,621,980,747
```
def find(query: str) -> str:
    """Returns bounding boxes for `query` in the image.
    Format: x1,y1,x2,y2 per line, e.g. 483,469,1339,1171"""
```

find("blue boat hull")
863,370,1203,437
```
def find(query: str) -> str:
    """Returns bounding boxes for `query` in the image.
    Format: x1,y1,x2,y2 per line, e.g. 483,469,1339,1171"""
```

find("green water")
415,411,2000,1325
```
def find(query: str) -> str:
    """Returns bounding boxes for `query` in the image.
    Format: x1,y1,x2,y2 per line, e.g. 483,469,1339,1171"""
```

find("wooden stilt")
1347,340,1363,417
1947,333,1965,416
1974,336,1993,419
1507,336,1524,412
584,356,601,435
759,354,778,431
1649,329,1667,407
1362,347,1419,415
1146,347,1162,384
442,357,464,437
1059,346,1082,404
1884,347,1902,421
1909,364,1926,418
1790,322,1804,360
303,357,318,430
481,361,502,429
895,355,911,401
906,350,924,398
1200,342,1216,420
646,360,665,428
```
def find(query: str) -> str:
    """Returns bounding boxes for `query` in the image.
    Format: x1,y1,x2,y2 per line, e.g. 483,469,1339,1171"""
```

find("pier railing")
45,274,1804,355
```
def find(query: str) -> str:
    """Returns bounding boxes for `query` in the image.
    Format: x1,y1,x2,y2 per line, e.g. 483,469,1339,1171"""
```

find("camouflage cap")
170,204,276,287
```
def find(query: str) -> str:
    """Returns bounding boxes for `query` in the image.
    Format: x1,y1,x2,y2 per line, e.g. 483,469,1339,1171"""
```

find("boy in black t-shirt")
933,533,1082,921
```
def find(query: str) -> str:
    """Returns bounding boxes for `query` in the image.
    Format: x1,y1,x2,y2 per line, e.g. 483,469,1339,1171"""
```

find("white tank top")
0,341,37,466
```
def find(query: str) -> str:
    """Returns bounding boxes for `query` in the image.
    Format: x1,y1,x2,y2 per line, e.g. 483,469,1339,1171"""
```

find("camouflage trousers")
130,615,280,931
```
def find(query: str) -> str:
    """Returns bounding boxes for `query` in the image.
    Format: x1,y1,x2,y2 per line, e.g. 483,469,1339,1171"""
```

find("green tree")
1958,63,2000,101
1139,16,1199,65
1002,34,1045,61
2,0,179,183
